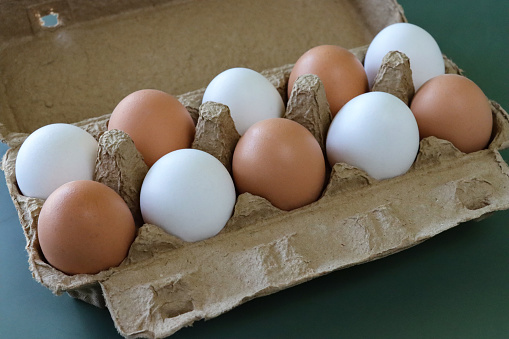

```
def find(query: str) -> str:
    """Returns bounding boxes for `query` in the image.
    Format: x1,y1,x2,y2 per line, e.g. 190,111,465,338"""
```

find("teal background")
1,1,508,338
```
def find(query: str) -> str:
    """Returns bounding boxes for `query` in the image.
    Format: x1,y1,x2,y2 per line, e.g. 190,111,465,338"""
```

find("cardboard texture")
372,51,414,105
94,129,148,226
192,102,240,173
285,74,332,152
1,0,509,338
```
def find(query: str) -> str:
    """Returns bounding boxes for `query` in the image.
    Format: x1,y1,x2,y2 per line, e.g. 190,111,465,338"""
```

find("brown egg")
108,89,195,167
288,45,369,117
232,118,326,211
410,74,493,153
38,180,137,275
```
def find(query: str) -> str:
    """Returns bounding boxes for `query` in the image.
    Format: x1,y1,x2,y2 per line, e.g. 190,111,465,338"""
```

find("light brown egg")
37,180,137,275
288,45,369,117
410,74,493,153
232,118,326,211
108,89,195,167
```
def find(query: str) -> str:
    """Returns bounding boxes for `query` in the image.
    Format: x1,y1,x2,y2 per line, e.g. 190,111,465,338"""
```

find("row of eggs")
14,23,492,275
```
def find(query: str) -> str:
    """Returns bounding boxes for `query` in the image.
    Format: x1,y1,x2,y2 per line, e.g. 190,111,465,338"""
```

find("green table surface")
1,1,508,338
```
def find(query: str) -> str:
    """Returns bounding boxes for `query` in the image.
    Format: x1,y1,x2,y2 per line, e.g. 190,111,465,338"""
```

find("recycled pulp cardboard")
1,0,509,338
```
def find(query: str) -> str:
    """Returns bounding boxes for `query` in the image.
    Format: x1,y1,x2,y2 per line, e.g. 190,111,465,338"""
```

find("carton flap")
100,148,509,338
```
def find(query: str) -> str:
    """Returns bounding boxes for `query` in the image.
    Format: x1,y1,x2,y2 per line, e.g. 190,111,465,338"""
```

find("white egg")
140,149,236,242
202,67,285,135
364,22,445,90
326,92,419,180
15,123,98,199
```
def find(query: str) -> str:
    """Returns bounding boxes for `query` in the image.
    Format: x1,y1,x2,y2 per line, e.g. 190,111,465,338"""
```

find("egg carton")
2,41,509,337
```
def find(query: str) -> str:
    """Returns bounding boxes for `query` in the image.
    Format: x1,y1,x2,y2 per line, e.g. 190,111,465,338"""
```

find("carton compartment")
2,45,509,337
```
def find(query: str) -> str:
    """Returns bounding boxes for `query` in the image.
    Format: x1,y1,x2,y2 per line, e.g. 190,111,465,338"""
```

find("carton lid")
0,0,404,146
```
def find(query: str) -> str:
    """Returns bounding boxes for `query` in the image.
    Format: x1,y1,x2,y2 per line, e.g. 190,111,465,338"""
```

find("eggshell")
287,45,369,117
140,149,236,242
202,67,285,135
364,23,445,91
108,89,195,167
38,180,137,275
15,123,98,199
410,74,493,153
232,118,326,211
326,92,420,180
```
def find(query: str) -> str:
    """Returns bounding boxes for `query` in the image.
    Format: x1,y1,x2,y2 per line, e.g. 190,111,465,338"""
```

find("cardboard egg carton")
2,1,509,338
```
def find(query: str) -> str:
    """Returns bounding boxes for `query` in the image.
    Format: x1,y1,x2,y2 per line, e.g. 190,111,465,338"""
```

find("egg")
287,45,369,117
38,180,137,275
108,89,195,167
202,67,285,135
15,123,98,199
364,23,445,90
410,74,493,153
326,92,419,180
232,118,326,211
140,149,236,242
